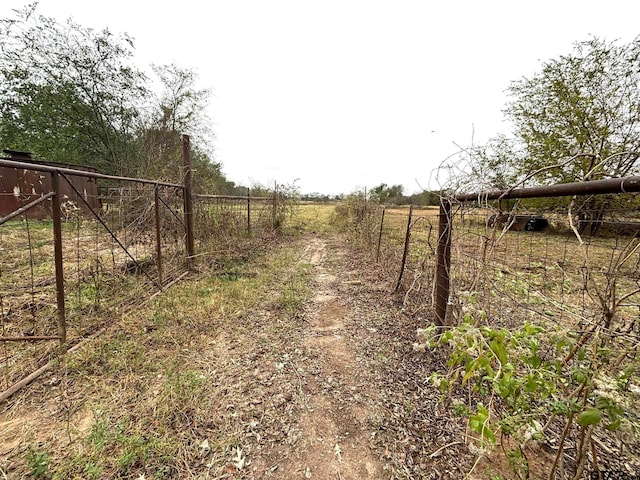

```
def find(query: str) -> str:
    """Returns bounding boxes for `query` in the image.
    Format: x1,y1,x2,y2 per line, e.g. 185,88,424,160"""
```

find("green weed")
26,447,50,478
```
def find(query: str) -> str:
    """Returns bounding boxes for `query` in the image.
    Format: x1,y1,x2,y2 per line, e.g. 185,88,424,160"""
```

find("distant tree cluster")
401,190,441,206
368,184,404,204
300,193,343,202
0,4,236,194
366,184,440,206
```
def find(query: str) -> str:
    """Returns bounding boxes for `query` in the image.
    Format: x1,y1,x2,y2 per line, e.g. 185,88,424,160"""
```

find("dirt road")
0,233,472,479
249,235,471,479
268,236,383,478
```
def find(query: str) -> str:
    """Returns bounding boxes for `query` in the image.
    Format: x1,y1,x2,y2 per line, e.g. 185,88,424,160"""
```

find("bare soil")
247,235,475,479
262,236,384,479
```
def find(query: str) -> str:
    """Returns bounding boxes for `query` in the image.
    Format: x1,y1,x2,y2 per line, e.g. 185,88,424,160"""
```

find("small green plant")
88,418,110,451
83,461,102,479
414,296,637,479
26,447,50,478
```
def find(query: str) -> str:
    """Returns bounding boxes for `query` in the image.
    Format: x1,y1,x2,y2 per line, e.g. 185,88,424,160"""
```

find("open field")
0,202,638,479
294,202,338,233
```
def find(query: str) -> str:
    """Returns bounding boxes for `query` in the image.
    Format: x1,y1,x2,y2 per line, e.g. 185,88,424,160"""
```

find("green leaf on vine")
577,408,602,427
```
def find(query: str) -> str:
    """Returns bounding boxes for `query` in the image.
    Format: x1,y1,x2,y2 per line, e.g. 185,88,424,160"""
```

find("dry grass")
1,234,313,479
293,202,338,233
0,190,285,396
0,214,185,391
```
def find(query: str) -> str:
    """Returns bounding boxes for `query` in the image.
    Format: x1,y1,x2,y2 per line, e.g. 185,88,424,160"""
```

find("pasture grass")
292,202,338,233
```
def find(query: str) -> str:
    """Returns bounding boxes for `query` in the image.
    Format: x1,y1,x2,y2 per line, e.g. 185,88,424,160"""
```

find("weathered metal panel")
0,152,100,219
0,166,20,216
17,168,51,219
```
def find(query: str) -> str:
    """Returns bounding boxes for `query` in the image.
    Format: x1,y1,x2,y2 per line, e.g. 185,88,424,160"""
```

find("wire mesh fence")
0,170,188,391
194,193,277,242
0,154,286,397
336,198,440,314
341,186,640,476
343,193,640,334
446,201,640,335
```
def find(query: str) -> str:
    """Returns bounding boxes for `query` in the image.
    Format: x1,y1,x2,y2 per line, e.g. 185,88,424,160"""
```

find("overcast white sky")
2,1,639,195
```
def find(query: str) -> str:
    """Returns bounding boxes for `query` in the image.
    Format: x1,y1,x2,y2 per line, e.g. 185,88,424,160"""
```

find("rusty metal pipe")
0,158,182,188
182,135,195,267
456,176,640,202
51,172,67,348
247,187,251,236
154,186,163,288
196,194,271,201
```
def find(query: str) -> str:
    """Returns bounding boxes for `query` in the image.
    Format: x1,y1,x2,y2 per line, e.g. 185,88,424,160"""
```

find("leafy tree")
506,36,640,184
0,4,238,195
191,149,237,194
465,37,640,232
151,63,212,146
140,64,230,192
0,4,147,174
468,135,522,191
369,183,404,204
402,190,442,206
472,37,640,189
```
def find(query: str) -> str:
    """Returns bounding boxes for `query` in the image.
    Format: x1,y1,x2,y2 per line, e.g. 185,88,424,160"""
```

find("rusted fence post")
394,205,413,292
376,207,386,263
154,185,163,287
182,135,195,268
247,187,251,236
51,171,67,348
435,199,452,326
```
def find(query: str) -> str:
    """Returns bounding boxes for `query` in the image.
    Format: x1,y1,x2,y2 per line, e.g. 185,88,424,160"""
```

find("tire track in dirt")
274,236,383,479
